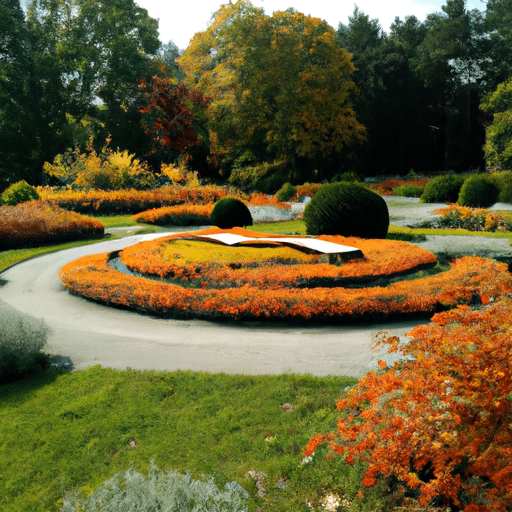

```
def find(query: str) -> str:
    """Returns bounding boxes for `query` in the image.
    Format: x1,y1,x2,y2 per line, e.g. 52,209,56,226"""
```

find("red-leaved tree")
305,298,512,511
140,77,210,153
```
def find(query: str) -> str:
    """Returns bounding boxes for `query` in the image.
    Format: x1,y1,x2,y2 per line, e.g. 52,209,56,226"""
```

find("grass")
0,367,374,512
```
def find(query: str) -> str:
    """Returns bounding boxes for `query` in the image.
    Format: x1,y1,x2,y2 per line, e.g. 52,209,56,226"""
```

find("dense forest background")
1,0,512,191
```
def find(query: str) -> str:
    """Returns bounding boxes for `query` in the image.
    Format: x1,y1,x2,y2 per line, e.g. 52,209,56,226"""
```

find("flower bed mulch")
58,228,512,322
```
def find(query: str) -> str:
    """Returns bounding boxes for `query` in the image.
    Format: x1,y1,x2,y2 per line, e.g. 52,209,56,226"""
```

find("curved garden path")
0,230,424,377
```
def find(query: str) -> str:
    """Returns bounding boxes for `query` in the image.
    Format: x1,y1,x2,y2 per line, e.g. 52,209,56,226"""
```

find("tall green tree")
485,0,512,87
481,77,512,171
179,1,365,182
415,0,488,171
26,0,160,158
0,0,40,187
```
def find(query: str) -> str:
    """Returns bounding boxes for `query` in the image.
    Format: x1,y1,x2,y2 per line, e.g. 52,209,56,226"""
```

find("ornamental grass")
0,201,104,250
58,228,512,322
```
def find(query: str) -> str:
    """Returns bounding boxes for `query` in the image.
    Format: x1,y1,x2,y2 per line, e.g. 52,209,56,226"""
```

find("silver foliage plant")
0,300,49,376
60,462,249,512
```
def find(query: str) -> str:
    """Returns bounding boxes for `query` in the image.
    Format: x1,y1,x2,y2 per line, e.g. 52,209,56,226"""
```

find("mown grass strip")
0,367,359,512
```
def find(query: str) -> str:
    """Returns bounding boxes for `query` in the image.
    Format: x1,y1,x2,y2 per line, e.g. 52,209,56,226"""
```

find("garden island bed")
58,227,512,322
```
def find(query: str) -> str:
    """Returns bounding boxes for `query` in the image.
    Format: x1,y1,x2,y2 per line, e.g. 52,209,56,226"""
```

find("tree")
485,0,512,88
481,77,512,171
178,0,365,181
26,0,160,157
0,0,40,188
139,76,210,154
414,0,488,171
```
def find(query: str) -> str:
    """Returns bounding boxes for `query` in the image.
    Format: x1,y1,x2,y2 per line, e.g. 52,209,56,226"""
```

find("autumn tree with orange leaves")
305,298,512,511
139,76,210,154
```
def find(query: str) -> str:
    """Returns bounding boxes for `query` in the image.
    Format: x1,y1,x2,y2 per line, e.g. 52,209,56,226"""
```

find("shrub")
305,297,512,511
275,182,297,202
491,170,512,202
0,300,49,381
420,174,466,203
457,174,499,207
228,159,290,193
133,204,214,226
1,180,40,205
331,171,359,183
392,184,424,197
43,137,156,190
210,197,253,229
303,182,389,238
60,462,249,512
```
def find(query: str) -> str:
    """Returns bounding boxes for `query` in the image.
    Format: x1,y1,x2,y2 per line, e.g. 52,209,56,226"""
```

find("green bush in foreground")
304,182,389,238
210,197,253,229
457,174,499,207
60,462,249,512
392,184,424,197
0,300,49,380
0,180,40,205
420,174,466,203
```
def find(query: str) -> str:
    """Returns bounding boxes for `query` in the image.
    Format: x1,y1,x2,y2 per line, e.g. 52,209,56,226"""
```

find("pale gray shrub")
0,300,49,376
60,462,249,512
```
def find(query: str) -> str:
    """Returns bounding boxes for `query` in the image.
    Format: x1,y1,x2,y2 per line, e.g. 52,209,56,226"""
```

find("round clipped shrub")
1,180,40,205
457,174,499,207
210,197,253,229
303,182,389,238
392,184,425,197
275,182,297,202
420,174,466,203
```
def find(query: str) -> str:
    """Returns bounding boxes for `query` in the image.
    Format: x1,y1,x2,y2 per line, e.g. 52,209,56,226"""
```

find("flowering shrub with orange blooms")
59,228,512,321
367,179,430,196
132,204,214,226
293,182,323,200
432,204,511,232
305,298,512,511
246,193,291,209
119,228,438,289
0,202,104,250
38,185,227,215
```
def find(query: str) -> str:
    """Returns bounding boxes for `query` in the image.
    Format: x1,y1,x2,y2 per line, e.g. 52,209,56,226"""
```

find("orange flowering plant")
0,202,104,250
118,227,438,289
432,204,510,232
304,298,512,511
59,228,512,321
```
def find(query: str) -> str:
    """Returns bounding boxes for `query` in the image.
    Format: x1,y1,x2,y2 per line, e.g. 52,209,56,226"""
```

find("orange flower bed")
58,228,512,322
39,185,228,215
118,228,438,289
367,178,430,196
0,201,104,250
132,204,214,226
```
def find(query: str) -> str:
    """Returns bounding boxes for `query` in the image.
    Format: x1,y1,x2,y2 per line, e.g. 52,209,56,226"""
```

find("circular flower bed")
58,228,512,322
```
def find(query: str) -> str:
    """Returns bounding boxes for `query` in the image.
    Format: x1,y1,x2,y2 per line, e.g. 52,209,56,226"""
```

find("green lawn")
0,367,378,512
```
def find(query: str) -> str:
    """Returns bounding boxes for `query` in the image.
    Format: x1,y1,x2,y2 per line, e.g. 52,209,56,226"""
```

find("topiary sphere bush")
210,197,253,229
420,174,466,203
303,182,389,238
457,174,499,207
1,180,40,205
491,171,512,203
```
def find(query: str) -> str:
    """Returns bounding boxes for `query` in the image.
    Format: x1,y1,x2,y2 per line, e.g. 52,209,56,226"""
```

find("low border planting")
0,201,104,250
58,228,512,322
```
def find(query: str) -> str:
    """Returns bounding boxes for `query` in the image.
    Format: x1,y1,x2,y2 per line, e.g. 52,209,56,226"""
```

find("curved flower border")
58,230,512,322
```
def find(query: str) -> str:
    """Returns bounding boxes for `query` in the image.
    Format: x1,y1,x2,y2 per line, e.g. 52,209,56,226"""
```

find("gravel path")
1,197,510,377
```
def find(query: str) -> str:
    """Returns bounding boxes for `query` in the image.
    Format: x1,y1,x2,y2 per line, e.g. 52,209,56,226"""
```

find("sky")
134,0,488,49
